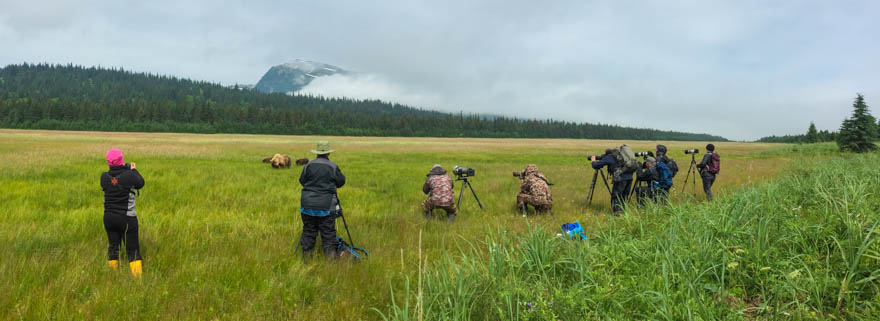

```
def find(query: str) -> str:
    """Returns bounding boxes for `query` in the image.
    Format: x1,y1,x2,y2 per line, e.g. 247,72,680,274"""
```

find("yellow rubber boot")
108,260,119,271
129,260,143,278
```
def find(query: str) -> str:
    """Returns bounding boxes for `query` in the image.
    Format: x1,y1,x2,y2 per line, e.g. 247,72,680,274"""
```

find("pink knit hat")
106,148,125,167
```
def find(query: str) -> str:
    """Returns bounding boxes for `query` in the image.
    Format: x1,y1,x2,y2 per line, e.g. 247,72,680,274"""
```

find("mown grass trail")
1,129,789,320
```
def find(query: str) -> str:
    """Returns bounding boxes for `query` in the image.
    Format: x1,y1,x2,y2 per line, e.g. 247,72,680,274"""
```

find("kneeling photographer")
514,164,553,214
422,164,457,222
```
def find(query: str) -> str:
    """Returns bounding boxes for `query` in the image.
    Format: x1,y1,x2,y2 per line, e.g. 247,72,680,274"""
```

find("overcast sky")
1,0,878,140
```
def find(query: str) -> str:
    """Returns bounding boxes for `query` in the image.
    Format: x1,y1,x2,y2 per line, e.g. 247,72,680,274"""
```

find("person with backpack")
422,164,457,222
591,146,637,214
299,141,346,260
696,143,721,201
100,148,145,278
655,144,678,194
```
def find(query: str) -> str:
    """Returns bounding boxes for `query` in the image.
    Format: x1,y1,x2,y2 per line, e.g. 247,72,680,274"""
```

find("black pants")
701,172,716,201
636,186,655,206
611,179,632,213
299,213,339,258
104,214,141,261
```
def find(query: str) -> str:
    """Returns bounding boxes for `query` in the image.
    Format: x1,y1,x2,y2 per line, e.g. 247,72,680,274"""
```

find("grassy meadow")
2,129,874,320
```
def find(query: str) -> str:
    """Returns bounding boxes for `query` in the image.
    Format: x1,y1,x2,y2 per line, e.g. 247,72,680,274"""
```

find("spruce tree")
806,122,819,143
837,94,878,152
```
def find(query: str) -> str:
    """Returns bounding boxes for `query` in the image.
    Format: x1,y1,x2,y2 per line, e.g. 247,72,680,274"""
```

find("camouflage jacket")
424,167,455,207
519,165,552,205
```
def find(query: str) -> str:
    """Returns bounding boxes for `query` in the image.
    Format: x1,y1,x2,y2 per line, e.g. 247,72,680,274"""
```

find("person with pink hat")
100,148,146,277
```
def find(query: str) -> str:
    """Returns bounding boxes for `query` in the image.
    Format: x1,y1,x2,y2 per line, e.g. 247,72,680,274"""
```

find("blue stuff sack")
561,222,587,241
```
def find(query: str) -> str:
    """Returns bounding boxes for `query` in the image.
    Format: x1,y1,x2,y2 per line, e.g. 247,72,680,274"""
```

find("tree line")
0,63,727,141
757,94,878,152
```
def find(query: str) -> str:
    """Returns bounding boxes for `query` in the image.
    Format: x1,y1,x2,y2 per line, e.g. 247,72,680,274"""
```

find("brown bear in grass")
262,154,292,169
295,158,309,166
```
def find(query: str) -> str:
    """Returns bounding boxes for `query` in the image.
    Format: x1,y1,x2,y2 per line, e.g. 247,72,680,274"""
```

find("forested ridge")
0,64,727,141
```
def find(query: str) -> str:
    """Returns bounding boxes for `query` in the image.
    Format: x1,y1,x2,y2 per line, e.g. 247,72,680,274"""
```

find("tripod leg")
339,213,355,248
457,184,465,209
587,170,598,206
467,181,483,209
599,171,612,194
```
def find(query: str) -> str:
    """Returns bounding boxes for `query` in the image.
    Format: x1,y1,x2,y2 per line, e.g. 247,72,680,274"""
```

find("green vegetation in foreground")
0,63,726,141
375,144,880,320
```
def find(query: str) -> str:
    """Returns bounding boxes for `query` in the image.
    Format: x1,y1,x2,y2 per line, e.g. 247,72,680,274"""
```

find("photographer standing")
655,144,678,194
422,164,457,222
591,149,634,214
298,141,346,260
100,148,145,278
696,143,721,201
516,164,553,213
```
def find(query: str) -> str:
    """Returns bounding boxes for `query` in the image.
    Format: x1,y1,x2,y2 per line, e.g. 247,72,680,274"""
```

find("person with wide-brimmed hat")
100,148,145,277
298,141,346,260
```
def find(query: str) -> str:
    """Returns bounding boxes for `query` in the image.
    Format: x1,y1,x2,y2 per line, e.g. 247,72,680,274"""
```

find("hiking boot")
129,260,142,278
108,260,119,271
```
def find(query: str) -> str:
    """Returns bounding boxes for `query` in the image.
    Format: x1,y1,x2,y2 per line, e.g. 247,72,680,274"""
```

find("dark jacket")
636,165,660,185
423,166,454,194
591,154,634,182
697,152,715,176
299,156,346,210
100,166,145,217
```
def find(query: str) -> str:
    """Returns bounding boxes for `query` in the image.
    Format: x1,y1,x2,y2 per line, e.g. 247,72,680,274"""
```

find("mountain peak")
255,60,348,94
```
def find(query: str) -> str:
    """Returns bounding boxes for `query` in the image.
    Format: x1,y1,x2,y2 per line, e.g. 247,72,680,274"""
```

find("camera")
453,165,475,178
634,151,653,157
684,149,700,154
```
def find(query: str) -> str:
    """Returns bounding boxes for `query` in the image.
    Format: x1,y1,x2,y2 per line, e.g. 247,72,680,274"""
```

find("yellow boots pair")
108,259,142,278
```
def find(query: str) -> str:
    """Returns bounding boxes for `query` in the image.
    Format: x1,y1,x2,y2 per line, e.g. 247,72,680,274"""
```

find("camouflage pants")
422,198,458,216
517,193,552,212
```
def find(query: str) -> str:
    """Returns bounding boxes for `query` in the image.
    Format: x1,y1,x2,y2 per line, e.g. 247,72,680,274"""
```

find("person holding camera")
654,145,678,194
515,164,553,213
100,148,145,277
591,149,634,214
635,156,660,205
422,164,457,222
298,141,346,260
696,143,721,201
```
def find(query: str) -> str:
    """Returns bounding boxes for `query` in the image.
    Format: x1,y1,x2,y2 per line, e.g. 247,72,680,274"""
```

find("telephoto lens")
684,149,700,154
634,152,650,157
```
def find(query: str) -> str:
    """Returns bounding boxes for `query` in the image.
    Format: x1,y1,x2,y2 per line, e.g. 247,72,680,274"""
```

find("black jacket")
100,166,145,216
299,156,346,210
591,154,634,181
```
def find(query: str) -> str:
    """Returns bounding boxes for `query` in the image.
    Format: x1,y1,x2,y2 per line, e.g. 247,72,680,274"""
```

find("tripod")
681,154,698,196
587,169,613,206
456,176,484,209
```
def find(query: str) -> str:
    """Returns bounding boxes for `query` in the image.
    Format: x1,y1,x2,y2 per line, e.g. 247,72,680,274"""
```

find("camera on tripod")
452,166,475,178
684,149,700,154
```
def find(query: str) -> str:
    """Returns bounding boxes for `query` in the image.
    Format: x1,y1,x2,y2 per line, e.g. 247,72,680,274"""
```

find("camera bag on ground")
610,145,640,181
336,237,369,260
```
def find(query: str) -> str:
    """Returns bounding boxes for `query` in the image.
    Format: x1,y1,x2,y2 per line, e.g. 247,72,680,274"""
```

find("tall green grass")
375,152,880,320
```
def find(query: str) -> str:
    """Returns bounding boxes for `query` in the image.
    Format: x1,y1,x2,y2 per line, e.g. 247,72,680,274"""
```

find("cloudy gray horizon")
1,0,878,141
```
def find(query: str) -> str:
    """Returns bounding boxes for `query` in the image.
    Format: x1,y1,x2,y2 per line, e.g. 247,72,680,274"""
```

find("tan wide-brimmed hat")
310,141,335,155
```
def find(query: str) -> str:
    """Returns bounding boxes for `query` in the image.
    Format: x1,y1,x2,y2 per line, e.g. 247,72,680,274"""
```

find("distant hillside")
0,63,727,141
255,60,347,94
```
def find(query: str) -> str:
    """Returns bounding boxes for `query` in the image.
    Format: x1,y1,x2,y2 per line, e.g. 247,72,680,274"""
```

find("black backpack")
665,158,679,177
